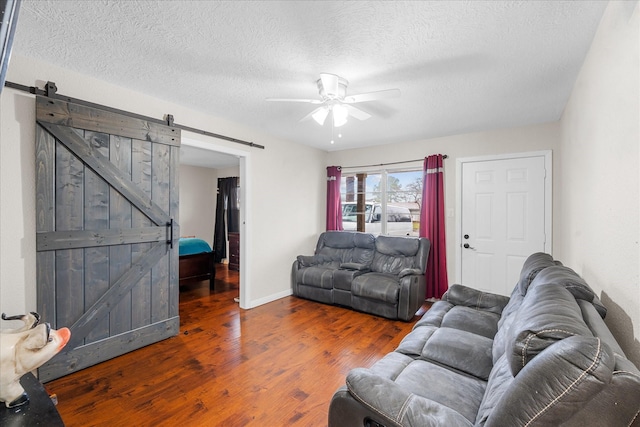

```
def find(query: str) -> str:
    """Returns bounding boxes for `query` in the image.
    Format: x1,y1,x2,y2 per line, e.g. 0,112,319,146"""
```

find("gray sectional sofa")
328,253,640,426
291,231,430,321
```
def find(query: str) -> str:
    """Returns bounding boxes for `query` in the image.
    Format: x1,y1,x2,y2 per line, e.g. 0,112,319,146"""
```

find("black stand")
0,372,64,426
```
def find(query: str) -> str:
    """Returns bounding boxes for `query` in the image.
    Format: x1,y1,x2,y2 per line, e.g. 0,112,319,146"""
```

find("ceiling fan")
266,73,400,127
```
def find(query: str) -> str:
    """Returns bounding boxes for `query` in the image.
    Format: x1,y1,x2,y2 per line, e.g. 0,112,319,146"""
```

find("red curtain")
326,166,343,231
420,155,448,299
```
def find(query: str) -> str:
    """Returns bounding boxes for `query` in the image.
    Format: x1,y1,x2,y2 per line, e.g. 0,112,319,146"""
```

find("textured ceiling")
12,1,607,152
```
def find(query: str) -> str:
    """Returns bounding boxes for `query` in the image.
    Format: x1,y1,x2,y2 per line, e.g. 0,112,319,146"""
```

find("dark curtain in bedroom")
213,177,239,263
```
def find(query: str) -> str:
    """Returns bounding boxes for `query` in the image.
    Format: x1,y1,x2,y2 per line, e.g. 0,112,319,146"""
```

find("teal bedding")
179,238,212,256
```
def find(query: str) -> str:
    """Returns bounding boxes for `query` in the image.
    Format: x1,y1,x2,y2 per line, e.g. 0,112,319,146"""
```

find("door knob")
463,243,476,250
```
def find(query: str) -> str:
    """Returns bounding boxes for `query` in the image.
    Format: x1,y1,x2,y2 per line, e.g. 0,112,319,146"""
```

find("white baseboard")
247,288,293,309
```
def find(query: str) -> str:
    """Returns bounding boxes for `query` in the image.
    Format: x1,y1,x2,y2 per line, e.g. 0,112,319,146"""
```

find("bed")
178,237,215,289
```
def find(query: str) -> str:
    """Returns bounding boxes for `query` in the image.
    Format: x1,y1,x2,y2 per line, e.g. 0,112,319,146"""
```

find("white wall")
0,54,327,316
327,121,561,283
216,166,240,180
0,76,37,317
557,0,640,365
179,164,217,246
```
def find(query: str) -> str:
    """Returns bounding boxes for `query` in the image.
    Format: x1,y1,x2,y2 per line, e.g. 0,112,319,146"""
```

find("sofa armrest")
345,368,474,427
296,254,331,267
397,275,427,321
443,284,510,315
399,268,423,278
485,336,614,427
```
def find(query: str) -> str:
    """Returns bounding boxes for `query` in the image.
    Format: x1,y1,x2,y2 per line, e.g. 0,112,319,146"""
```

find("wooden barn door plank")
151,142,170,323
109,134,133,337
42,316,179,378
131,139,153,330
54,137,85,332
83,130,111,345
36,227,167,251
168,145,180,318
35,126,56,325
36,96,180,147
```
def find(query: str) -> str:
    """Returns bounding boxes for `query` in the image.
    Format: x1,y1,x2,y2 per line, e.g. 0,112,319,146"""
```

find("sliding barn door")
35,96,181,381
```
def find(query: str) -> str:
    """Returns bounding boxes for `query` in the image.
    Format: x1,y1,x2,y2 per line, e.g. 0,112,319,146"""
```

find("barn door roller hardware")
5,80,265,149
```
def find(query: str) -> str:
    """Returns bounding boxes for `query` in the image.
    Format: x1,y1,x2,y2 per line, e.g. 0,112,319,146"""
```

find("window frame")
340,166,422,236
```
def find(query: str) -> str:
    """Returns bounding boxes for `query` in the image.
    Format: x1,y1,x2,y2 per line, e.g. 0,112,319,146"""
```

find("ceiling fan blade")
344,104,371,121
266,98,323,104
320,73,340,97
343,88,401,104
299,106,329,125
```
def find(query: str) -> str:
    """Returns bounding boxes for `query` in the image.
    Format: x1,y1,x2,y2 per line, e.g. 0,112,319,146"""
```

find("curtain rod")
4,80,265,150
341,155,448,170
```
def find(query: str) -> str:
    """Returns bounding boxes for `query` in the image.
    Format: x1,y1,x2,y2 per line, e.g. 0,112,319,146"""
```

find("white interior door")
458,152,551,296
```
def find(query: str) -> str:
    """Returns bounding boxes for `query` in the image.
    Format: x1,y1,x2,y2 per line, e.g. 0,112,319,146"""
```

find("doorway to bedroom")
179,134,251,308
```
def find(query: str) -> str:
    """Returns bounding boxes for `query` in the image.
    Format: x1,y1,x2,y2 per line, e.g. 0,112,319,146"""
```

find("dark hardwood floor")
44,264,430,426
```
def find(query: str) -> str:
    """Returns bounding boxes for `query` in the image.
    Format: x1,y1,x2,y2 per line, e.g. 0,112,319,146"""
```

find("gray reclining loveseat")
291,231,430,321
328,253,640,426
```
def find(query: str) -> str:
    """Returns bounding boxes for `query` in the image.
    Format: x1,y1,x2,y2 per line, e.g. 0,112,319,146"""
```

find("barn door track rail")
5,80,265,149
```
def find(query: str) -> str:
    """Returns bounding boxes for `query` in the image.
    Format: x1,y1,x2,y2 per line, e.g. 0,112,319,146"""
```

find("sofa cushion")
443,285,510,316
316,247,353,264
492,253,561,363
316,231,376,265
370,253,416,276
346,367,476,427
515,252,561,296
495,262,547,341
474,354,514,426
529,265,607,318
491,290,525,363
375,234,421,256
371,235,422,274
294,283,333,304
393,360,487,423
297,266,335,289
368,351,415,380
441,306,501,339
318,230,373,249
412,300,453,329
333,268,367,291
506,283,593,376
348,359,487,424
352,231,377,248
352,272,399,303
396,325,439,357
421,327,494,380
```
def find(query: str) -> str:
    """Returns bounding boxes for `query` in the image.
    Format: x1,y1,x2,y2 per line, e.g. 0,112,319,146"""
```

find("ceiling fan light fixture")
311,106,329,125
269,73,399,130
332,104,348,127
318,74,348,100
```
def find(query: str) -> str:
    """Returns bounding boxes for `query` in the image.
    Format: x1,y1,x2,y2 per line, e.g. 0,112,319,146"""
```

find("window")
341,169,422,236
